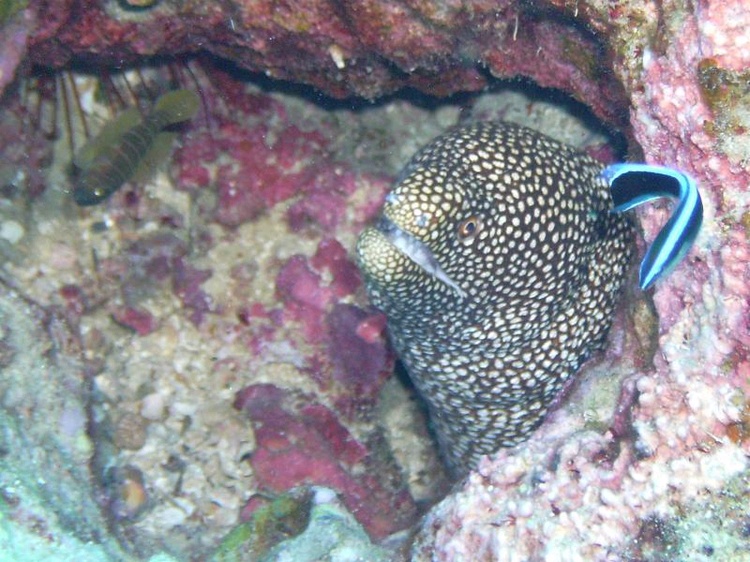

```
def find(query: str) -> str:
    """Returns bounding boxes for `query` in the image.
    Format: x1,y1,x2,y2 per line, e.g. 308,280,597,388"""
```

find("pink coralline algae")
275,239,364,346
327,303,388,396
111,305,159,336
211,123,328,227
234,383,417,540
286,168,360,233
102,232,215,327
229,216,410,539
171,84,336,229
271,244,393,419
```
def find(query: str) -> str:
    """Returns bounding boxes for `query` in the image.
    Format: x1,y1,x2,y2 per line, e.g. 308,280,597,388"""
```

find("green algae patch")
209,488,313,562
209,487,393,562
697,58,750,112
0,0,25,26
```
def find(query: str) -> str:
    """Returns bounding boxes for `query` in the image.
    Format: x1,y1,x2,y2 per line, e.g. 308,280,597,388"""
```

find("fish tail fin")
153,89,200,126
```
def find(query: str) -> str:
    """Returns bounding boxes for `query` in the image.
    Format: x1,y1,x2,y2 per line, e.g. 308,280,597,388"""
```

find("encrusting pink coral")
412,1,750,557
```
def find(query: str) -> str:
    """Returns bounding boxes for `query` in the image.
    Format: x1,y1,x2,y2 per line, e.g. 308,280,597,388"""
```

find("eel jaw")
376,217,467,299
603,163,703,290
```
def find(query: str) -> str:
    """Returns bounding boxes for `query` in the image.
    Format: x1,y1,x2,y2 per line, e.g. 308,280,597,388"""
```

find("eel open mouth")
376,216,467,299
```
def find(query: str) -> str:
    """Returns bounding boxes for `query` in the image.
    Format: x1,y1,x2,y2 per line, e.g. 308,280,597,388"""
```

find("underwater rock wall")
0,278,131,560
6,0,626,122
3,0,747,210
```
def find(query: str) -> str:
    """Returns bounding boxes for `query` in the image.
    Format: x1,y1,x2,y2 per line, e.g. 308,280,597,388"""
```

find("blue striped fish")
603,164,703,289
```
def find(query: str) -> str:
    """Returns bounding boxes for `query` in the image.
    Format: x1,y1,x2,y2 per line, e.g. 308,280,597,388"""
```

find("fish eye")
457,214,482,243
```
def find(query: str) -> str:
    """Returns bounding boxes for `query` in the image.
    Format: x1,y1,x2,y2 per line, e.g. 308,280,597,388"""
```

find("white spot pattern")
357,122,633,476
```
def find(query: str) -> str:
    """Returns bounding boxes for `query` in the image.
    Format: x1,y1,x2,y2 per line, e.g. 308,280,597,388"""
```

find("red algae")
354,312,388,345
196,119,332,227
311,238,362,297
274,239,364,344
276,257,328,310
326,304,389,398
171,258,214,326
286,167,360,232
111,306,159,336
235,383,416,540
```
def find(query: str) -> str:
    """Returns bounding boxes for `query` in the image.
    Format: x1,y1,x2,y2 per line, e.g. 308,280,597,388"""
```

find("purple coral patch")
326,304,389,398
311,238,361,298
210,121,328,228
102,233,214,328
171,258,214,326
111,306,158,336
286,168,358,232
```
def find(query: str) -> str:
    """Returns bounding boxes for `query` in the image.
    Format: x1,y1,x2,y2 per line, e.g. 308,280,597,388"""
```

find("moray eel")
603,164,703,290
357,121,635,476
72,88,199,206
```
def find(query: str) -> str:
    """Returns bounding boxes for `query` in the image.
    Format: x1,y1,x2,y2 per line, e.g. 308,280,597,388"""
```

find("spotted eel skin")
357,121,634,476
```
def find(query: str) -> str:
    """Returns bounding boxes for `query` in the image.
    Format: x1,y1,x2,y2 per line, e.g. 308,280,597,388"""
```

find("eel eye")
457,215,482,243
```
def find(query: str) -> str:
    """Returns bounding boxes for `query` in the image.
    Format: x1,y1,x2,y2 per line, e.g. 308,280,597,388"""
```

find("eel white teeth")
603,163,703,290
357,121,634,476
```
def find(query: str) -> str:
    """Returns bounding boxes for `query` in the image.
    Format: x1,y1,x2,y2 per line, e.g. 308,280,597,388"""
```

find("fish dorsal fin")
152,89,200,126
73,107,142,169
